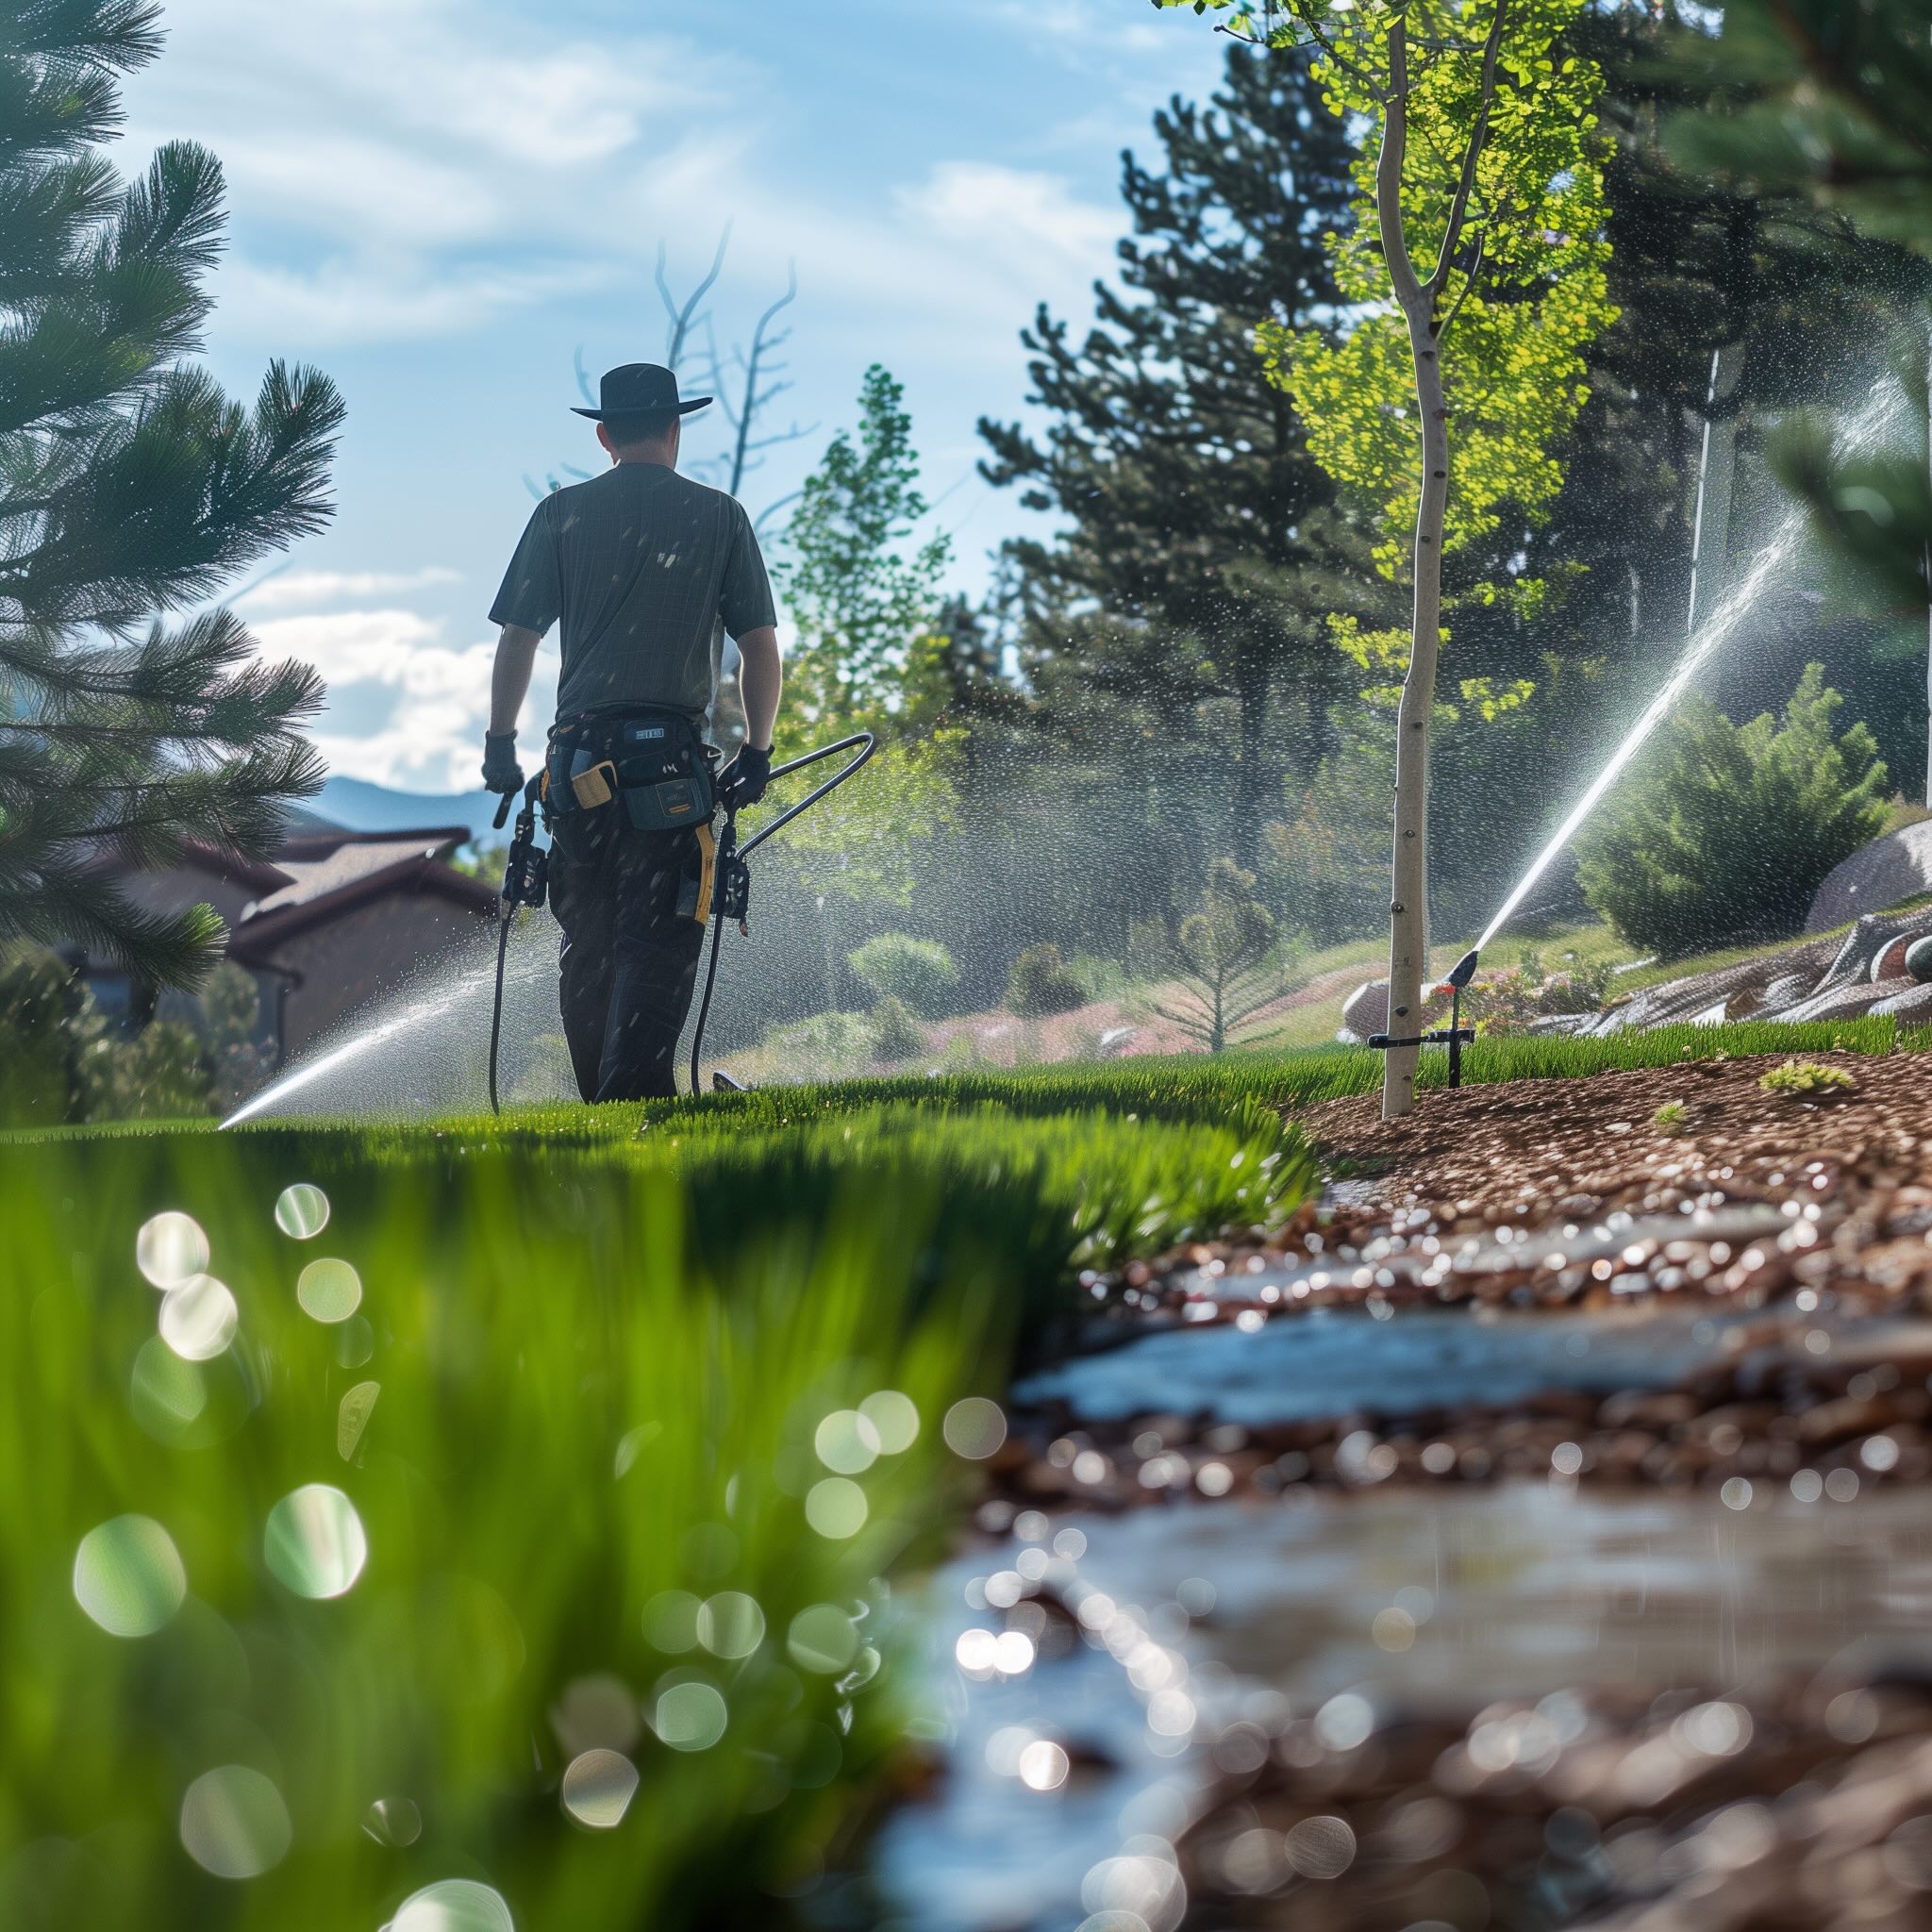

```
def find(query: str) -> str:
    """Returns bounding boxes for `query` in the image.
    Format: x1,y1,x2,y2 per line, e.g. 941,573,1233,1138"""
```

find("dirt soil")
1303,1050,1932,1229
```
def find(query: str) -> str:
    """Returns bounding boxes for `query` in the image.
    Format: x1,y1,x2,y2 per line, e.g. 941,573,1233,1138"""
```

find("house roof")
226,826,496,959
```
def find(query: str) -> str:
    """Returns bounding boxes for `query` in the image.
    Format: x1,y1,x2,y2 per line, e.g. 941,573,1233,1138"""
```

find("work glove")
719,742,773,809
481,731,525,795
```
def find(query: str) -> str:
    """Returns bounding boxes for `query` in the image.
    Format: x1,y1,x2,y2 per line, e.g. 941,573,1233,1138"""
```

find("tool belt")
542,709,716,834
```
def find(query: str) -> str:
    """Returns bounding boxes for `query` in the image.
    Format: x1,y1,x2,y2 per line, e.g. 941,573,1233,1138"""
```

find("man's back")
490,461,774,724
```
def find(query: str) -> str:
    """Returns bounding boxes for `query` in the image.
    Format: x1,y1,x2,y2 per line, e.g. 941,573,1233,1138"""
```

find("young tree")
1143,858,1283,1053
1157,0,1615,1117
979,46,1379,852
2,0,341,989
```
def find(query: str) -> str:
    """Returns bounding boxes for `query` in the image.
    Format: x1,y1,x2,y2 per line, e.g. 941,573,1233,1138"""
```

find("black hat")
572,362,712,421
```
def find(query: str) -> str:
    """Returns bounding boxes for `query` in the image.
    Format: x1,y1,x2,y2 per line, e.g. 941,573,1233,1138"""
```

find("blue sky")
118,0,1226,791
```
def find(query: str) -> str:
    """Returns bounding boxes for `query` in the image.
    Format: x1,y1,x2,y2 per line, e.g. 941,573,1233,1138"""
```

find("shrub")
1006,943,1088,1018
757,1010,873,1080
1578,665,1889,957
1758,1058,1857,1098
867,993,925,1062
846,933,958,1016
1653,1100,1688,1136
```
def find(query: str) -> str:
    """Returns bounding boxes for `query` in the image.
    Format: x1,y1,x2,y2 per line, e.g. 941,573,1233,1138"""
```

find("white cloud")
238,566,461,610
897,162,1118,285
251,606,555,791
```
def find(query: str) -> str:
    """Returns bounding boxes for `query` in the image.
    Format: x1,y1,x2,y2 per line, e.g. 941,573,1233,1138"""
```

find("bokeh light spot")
136,1210,208,1290
129,1336,207,1441
178,1765,291,1879
654,1680,727,1752
159,1274,238,1361
805,1476,868,1539
814,1408,881,1474
73,1514,186,1637
1019,1739,1070,1790
696,1591,765,1658
942,1396,1008,1460
296,1257,361,1324
264,1484,367,1599
362,1794,422,1846
641,1590,701,1653
560,1748,640,1828
1285,1814,1357,1880
337,1380,379,1461
333,1315,375,1369
273,1184,330,1240
391,1878,515,1931
786,1603,859,1674
859,1389,920,1453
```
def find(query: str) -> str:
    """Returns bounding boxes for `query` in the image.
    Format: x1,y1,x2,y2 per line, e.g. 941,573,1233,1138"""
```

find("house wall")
258,889,494,1056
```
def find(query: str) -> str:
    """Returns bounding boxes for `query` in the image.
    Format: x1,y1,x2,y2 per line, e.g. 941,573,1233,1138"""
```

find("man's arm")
734,624,781,752
490,624,541,737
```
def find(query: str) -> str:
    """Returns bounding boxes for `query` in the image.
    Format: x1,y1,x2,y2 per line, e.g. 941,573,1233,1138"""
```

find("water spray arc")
1473,378,1904,963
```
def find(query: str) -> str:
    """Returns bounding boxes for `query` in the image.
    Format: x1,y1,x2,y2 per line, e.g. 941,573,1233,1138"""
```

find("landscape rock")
1807,819,1932,930
1340,979,1387,1041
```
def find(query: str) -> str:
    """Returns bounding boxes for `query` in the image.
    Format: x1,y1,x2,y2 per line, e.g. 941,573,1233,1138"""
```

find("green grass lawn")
4,1022,1923,1927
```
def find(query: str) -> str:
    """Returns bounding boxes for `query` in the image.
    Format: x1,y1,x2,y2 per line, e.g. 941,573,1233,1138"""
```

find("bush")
867,993,925,1062
0,946,86,1126
1759,1058,1857,1098
1578,665,1889,957
846,933,958,1016
1006,943,1088,1018
757,1009,873,1081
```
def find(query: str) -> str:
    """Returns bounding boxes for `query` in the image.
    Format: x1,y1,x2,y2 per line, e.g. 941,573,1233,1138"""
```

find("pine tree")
1,0,341,989
978,44,1378,854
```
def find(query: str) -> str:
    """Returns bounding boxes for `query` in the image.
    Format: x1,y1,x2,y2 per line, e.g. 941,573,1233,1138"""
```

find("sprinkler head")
1446,947,1480,991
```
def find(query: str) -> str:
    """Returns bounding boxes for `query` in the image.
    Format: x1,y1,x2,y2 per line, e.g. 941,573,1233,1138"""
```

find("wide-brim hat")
572,361,712,421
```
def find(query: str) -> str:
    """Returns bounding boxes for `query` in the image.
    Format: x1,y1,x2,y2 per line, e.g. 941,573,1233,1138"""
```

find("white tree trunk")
1372,26,1443,1123
1382,308,1447,1120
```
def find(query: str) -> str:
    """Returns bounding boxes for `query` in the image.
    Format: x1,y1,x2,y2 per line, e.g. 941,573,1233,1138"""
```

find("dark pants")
547,808,706,1102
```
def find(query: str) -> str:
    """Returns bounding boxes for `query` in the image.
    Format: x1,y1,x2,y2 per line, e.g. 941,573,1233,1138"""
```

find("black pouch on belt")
612,715,715,832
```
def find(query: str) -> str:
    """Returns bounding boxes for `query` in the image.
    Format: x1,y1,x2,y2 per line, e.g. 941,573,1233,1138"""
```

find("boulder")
1872,982,1932,1020
1773,980,1893,1024
1807,821,1932,931
1341,979,1389,1042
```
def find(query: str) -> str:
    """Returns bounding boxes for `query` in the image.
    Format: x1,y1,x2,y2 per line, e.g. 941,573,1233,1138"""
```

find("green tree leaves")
1,4,341,987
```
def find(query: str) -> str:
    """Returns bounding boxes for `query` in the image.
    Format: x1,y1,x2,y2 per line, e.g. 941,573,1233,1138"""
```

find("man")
480,362,783,1102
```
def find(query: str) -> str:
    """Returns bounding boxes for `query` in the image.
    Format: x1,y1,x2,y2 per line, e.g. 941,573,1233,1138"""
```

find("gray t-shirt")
489,461,775,726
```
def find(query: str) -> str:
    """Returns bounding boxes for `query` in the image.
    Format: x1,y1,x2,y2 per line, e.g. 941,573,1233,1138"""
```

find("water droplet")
362,1794,422,1846
274,1184,330,1240
337,1381,379,1461
654,1680,727,1752
550,1674,641,1756
942,1397,1007,1460
805,1476,868,1540
814,1408,881,1474
263,1484,367,1598
391,1878,515,1931
560,1748,639,1828
178,1765,291,1878
297,1257,361,1324
696,1591,765,1659
159,1274,237,1360
859,1389,920,1454
137,1211,208,1289
74,1515,187,1637
786,1604,858,1674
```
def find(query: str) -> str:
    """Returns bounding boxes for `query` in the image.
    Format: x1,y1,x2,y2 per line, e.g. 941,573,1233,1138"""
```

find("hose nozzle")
1446,947,1480,991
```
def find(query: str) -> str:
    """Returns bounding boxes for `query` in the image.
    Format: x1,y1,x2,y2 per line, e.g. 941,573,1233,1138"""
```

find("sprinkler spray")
1369,945,1479,1091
